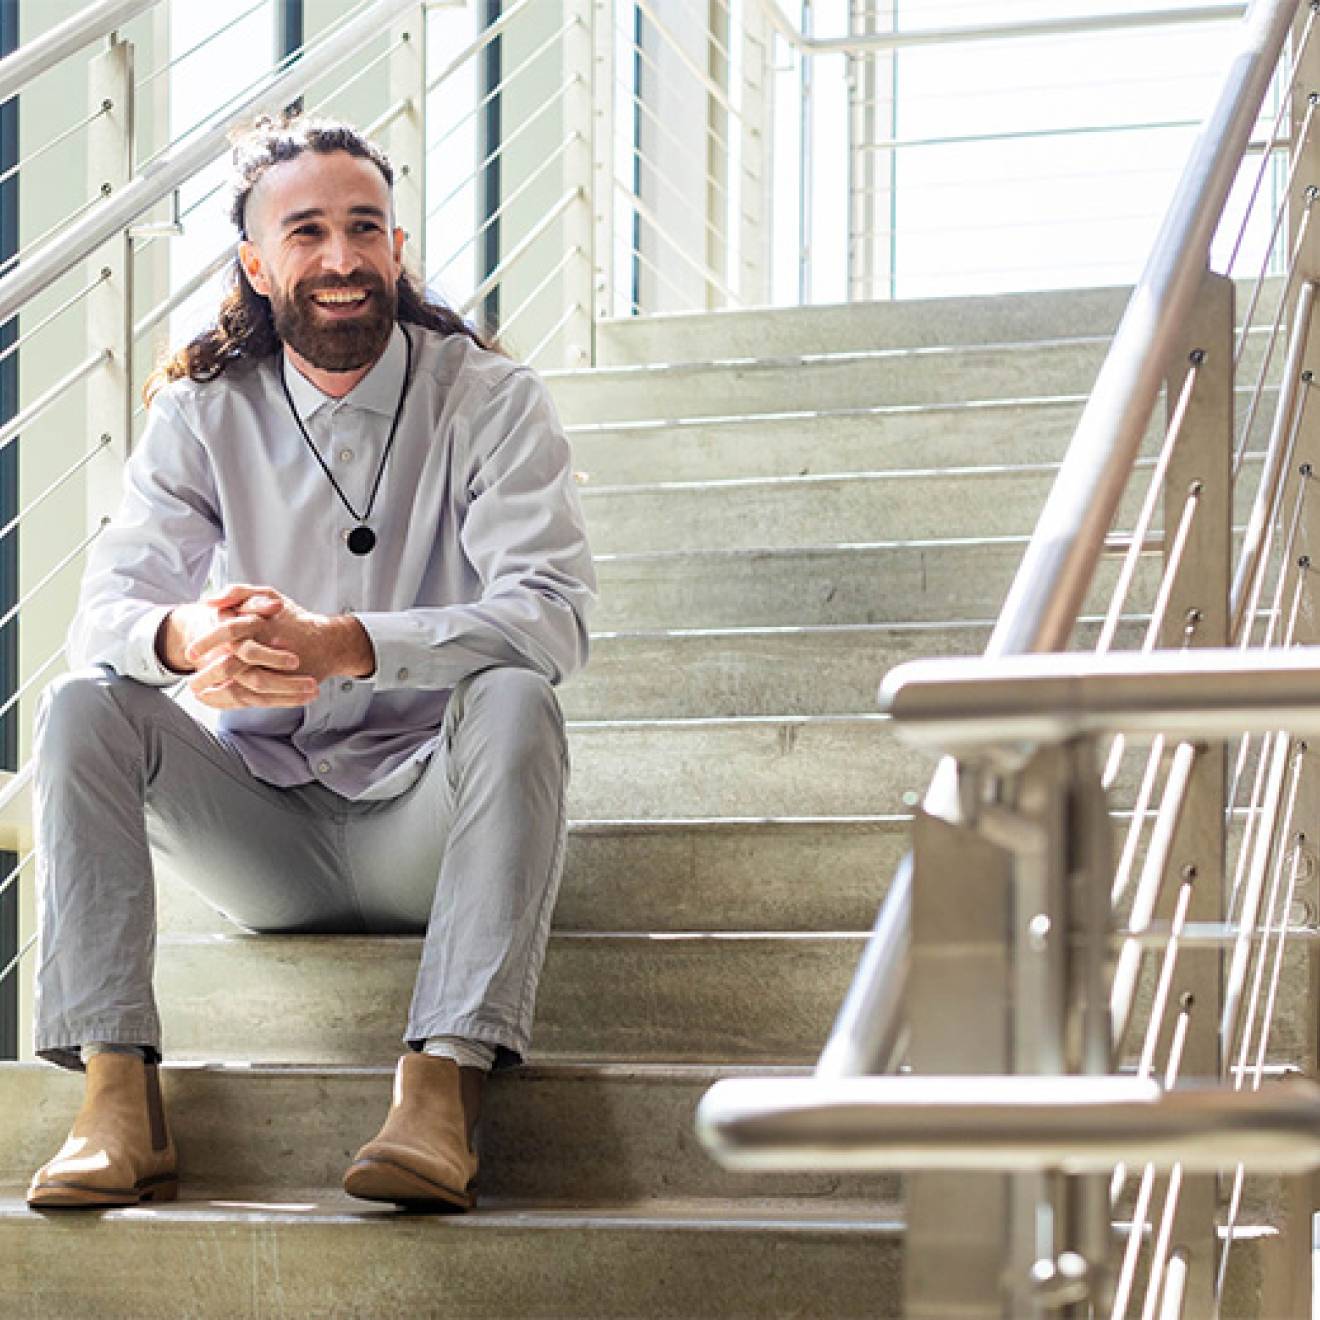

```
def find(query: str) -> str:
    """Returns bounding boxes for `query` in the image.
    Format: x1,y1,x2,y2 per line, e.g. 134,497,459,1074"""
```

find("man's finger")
189,641,301,681
206,582,271,607
187,613,270,664
230,666,320,699
191,660,316,702
235,639,301,670
193,681,316,711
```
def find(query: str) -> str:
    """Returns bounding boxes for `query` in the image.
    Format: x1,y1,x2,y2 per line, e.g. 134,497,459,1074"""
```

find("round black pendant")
347,525,377,556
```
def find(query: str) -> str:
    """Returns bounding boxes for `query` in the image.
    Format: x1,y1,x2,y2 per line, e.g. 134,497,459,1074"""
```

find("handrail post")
845,0,893,302
905,740,1114,1317
384,4,428,282
85,33,134,524
904,762,1014,1318
583,0,613,342
739,0,773,306
1151,267,1233,1315
561,0,593,365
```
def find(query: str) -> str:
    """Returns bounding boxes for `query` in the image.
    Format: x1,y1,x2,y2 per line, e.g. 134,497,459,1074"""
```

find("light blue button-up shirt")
68,323,596,800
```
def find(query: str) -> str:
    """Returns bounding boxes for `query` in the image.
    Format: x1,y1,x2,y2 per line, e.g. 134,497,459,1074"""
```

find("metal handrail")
0,0,416,328
988,0,1295,659
753,1,1247,55
812,0,1299,1089
0,0,159,106
698,1074,1320,1174
878,648,1320,751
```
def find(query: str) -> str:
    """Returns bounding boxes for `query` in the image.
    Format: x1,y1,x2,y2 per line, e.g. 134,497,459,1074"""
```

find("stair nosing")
156,930,873,947
545,333,1118,381
564,713,890,730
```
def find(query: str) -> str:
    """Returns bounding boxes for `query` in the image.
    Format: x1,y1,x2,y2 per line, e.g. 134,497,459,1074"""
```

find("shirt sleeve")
354,367,596,691
67,389,222,685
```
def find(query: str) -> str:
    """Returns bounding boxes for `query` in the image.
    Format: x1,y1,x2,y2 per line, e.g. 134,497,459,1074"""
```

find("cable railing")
0,2,1316,1314
700,0,1320,1314
0,0,430,1068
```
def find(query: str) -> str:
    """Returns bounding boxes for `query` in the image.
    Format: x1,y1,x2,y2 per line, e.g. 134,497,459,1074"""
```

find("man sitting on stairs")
25,115,595,1212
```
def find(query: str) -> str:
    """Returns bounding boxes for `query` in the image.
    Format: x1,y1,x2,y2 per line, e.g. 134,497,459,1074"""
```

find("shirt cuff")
352,611,426,691
125,605,187,687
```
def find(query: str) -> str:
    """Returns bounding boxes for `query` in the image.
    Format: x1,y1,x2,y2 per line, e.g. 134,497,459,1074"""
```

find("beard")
270,273,396,371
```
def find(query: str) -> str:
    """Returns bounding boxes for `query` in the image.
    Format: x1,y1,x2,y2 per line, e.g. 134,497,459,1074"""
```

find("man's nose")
320,232,358,276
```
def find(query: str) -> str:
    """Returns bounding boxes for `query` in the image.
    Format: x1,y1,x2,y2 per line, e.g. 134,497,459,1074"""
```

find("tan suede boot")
342,1053,484,1210
27,1051,178,1208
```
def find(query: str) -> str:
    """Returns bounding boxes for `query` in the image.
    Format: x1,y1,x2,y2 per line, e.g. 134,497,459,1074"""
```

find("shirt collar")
279,322,408,421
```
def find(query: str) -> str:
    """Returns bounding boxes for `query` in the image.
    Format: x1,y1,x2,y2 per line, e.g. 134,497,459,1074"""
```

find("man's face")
238,149,406,373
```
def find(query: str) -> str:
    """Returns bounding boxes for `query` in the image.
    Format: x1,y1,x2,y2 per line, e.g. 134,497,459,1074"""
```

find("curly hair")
144,116,500,404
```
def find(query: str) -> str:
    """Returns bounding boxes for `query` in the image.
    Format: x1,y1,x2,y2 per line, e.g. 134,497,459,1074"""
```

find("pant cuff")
35,1019,162,1073
404,1014,525,1071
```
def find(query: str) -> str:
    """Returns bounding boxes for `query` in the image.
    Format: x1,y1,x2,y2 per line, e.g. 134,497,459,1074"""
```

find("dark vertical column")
277,0,304,116
0,0,19,1061
478,0,501,334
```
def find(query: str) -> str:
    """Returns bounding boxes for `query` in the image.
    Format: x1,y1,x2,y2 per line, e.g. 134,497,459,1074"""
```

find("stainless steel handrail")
0,0,416,328
879,648,1320,751
698,1074,1320,1174
988,0,1296,659
810,0,1299,1089
0,0,159,107
753,1,1247,55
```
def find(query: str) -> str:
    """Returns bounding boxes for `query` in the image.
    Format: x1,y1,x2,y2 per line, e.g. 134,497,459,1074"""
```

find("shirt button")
340,680,353,693
397,667,410,681
338,448,354,463
317,760,331,774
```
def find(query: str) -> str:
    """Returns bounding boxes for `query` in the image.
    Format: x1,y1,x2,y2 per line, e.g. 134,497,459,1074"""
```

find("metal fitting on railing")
1029,1253,1090,1307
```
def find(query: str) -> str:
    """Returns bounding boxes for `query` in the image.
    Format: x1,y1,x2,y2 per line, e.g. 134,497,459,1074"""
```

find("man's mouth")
309,288,371,307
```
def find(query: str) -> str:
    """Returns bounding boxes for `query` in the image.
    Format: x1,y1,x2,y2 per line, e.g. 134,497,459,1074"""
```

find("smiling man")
25,117,595,1212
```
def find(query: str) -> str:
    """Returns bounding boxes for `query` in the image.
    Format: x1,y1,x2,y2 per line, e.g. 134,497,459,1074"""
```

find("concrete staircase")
0,287,1283,1317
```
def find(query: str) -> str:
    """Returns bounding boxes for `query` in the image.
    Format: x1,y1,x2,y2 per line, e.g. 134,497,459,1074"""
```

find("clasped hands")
159,584,375,709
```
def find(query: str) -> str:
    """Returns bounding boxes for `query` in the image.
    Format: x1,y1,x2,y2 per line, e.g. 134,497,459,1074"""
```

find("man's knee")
36,668,161,762
452,667,566,763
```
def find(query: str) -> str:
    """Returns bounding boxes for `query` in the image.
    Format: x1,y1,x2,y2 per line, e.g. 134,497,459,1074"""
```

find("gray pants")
32,665,569,1073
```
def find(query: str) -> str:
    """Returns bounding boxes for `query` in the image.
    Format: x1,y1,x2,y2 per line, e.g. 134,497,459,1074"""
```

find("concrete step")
549,338,1110,425
546,333,1277,426
569,396,1112,484
0,1186,1280,1320
564,715,906,818
581,454,1264,556
567,385,1275,486
565,617,1144,720
567,620,994,719
160,815,907,937
0,1060,900,1206
593,535,1164,630
592,280,1281,364
153,932,868,1064
0,1189,906,1319
580,462,1150,554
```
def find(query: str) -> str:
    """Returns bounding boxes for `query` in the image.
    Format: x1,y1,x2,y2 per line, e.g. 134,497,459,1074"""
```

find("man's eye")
354,221,381,233
292,225,320,237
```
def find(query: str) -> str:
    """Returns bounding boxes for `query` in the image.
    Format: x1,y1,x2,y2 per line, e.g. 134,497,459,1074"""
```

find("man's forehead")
247,150,392,232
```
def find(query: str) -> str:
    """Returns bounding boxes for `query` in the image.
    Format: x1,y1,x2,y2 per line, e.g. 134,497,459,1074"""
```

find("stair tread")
0,1185,907,1228
552,330,1115,374
0,1058,828,1082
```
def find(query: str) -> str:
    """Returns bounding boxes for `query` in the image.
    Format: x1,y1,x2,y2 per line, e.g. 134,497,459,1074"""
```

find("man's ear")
238,239,272,297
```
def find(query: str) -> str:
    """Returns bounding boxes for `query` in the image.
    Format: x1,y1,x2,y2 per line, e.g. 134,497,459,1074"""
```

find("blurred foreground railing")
701,1,1320,1315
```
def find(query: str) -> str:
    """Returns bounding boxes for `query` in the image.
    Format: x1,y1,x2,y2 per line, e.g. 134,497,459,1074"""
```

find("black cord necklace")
278,323,413,556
